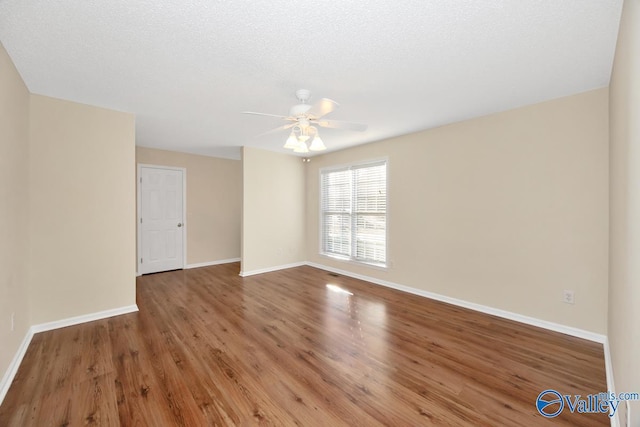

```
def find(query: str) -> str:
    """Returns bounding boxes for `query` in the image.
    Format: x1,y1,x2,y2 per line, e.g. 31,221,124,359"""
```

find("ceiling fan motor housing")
289,89,313,117
289,103,312,117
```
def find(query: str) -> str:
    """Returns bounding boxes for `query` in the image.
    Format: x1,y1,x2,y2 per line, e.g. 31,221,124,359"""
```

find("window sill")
319,253,388,271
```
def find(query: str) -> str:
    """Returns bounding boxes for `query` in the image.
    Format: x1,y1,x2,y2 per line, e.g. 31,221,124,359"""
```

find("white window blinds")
321,160,387,266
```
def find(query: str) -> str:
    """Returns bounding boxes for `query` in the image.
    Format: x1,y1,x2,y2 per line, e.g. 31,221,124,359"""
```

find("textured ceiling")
0,1,623,159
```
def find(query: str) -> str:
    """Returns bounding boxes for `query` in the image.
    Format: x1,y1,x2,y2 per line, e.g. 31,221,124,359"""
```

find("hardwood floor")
0,263,608,426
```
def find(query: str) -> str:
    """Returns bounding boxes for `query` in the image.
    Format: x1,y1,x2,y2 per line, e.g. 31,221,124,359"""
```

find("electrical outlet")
10,312,15,331
563,290,575,305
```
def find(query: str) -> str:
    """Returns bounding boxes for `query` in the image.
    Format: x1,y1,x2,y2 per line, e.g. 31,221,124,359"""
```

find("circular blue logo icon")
536,389,564,417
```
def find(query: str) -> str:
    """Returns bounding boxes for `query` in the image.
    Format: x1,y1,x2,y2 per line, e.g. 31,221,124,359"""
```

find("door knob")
177,223,183,227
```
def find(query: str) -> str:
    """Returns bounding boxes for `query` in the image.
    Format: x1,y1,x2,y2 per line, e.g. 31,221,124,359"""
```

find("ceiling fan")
243,89,367,153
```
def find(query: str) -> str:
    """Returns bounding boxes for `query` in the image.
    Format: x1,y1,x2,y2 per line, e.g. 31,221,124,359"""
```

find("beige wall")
29,95,136,324
0,43,31,384
307,89,609,334
136,147,242,265
609,0,640,421
241,147,305,274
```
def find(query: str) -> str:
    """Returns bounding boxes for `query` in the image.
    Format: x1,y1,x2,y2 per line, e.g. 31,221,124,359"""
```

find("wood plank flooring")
0,263,608,426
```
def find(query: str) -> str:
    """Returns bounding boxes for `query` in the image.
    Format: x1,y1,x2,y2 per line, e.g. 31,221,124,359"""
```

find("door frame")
136,163,187,276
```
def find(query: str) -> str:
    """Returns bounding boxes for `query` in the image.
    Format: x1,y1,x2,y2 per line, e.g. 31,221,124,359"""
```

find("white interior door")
139,166,185,274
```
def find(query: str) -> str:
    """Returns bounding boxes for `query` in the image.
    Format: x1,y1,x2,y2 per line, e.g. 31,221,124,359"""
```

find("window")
320,160,387,267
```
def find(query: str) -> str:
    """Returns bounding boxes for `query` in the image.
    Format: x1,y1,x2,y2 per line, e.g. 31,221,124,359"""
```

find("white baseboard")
0,304,139,406
0,328,34,406
186,258,240,269
306,261,607,344
137,258,241,275
603,338,621,427
240,261,306,277
31,304,139,334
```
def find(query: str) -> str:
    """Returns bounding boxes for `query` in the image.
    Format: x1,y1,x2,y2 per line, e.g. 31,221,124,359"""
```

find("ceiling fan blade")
315,119,368,132
242,111,290,119
256,123,296,137
306,98,339,119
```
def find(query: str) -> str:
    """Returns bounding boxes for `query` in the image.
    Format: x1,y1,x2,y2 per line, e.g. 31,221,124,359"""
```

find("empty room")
0,1,638,426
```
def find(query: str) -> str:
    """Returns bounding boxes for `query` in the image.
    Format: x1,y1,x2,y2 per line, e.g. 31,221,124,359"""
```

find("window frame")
319,158,389,269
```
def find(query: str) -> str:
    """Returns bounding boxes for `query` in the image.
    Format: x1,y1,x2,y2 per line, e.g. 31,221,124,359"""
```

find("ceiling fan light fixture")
293,140,309,153
283,131,298,149
309,135,326,151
